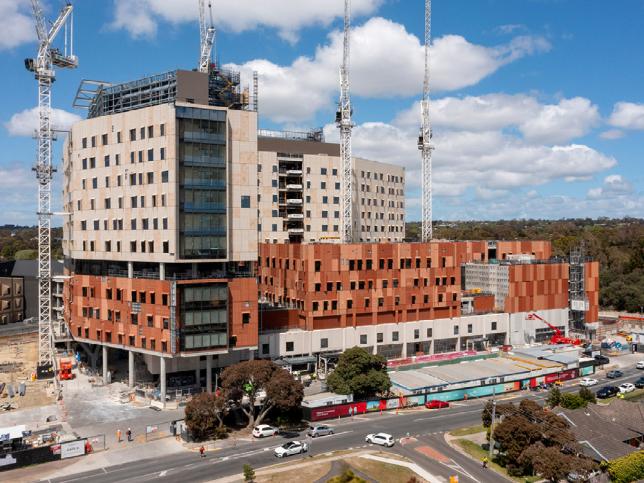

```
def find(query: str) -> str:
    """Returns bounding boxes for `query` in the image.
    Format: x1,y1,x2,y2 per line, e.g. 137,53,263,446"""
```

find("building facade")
257,131,405,244
63,68,260,400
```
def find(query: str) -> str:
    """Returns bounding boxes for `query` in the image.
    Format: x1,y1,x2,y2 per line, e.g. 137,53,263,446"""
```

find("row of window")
76,192,168,213
76,326,168,352
80,239,170,254
81,147,166,171
80,217,169,232
80,124,166,149
360,171,403,184
262,256,451,271
361,198,405,209
80,171,168,193
309,276,457,292
310,292,457,312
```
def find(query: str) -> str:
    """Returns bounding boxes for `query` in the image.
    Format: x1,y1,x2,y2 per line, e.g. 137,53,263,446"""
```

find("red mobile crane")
527,313,584,345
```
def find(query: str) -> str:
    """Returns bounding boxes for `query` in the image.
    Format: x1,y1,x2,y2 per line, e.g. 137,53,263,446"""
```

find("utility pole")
488,387,496,461
337,0,353,243
418,0,434,242
25,0,78,374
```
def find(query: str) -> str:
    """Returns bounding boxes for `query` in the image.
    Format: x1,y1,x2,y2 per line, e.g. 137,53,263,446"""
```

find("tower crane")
24,0,77,374
418,0,434,242
198,0,215,73
336,0,353,243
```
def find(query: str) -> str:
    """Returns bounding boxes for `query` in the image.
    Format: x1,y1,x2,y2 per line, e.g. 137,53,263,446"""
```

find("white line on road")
414,409,481,422
159,470,167,477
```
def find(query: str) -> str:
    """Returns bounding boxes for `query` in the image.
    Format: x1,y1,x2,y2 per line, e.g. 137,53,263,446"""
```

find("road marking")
442,461,476,482
414,409,481,422
221,457,229,461
102,468,107,474
159,471,167,477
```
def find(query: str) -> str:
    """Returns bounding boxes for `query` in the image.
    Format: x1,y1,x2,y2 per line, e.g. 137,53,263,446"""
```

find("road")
44,364,643,483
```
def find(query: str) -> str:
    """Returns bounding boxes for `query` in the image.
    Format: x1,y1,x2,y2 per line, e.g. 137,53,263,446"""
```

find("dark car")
593,355,610,365
596,386,619,399
606,370,623,379
634,377,644,389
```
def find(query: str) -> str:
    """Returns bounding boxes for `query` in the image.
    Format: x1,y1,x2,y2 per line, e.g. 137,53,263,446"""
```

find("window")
138,151,143,163
140,127,146,139
262,343,270,355
321,167,327,175
491,321,497,331
147,149,154,161
241,195,250,208
82,138,87,149
148,125,154,138
129,129,136,141
286,341,294,352
91,136,96,147
321,181,326,189
468,324,473,334
360,334,367,345
163,241,169,253
104,155,110,167
161,171,169,182
377,332,383,343
414,329,420,339
102,133,108,145
117,131,122,143
332,168,337,176
160,123,165,136
271,224,277,232
147,172,154,184
131,313,138,325
427,328,433,338
242,313,251,324
453,325,459,335
392,331,399,342
147,315,154,327
160,147,165,160
320,338,328,349
82,158,87,169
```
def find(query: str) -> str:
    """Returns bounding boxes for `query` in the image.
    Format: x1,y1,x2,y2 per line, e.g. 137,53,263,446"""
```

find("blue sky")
1,0,643,225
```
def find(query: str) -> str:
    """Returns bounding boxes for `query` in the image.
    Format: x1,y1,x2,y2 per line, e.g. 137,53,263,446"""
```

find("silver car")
308,425,334,437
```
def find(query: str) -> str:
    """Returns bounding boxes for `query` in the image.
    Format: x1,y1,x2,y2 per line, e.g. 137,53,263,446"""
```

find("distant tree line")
0,225,63,261
407,218,644,313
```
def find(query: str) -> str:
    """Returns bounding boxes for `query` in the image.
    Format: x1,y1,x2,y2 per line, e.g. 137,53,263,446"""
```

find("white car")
579,377,598,387
619,383,635,394
636,361,644,370
273,440,308,457
365,433,395,447
252,424,278,438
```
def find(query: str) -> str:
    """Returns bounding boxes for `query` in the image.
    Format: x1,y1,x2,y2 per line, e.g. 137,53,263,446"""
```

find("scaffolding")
76,66,257,119
569,242,588,332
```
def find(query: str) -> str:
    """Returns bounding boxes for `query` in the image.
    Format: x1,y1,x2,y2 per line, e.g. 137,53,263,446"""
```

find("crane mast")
418,0,434,242
198,0,215,73
25,0,77,372
337,0,353,243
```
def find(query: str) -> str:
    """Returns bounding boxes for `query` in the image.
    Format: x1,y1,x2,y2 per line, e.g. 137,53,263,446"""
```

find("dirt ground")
0,333,55,411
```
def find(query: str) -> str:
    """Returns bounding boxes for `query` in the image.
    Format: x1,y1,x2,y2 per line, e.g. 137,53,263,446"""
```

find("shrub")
608,451,644,483
559,392,587,409
578,387,596,404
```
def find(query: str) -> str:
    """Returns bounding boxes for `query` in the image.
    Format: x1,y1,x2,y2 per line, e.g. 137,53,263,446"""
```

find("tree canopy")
184,392,228,440
220,359,303,428
326,347,391,399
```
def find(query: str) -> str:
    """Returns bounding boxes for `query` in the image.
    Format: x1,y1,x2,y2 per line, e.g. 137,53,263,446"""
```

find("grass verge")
455,439,539,483
257,461,331,483
449,424,486,437
351,457,419,483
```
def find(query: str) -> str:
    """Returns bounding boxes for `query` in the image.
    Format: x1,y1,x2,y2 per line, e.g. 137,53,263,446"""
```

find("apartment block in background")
63,68,260,401
257,130,405,244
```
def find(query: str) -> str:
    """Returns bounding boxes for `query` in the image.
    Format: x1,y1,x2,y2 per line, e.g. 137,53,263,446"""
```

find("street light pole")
488,387,496,461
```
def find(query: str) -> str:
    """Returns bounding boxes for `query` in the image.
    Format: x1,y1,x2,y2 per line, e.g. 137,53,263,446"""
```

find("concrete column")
159,262,165,281
206,355,212,393
372,326,378,355
401,325,407,358
102,346,108,383
191,263,198,278
128,350,134,388
160,356,167,406
249,349,255,361
195,360,201,389
127,261,133,279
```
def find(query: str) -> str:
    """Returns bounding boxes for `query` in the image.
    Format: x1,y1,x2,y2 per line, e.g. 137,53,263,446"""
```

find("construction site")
1,0,642,480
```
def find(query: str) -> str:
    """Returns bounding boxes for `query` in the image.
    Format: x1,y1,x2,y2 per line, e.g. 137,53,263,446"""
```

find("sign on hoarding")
61,440,86,459
571,300,588,311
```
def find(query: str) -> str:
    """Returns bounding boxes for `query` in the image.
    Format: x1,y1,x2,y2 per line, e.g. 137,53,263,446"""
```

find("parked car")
596,386,619,399
252,424,279,438
307,425,334,438
578,378,598,387
634,377,644,389
593,355,610,366
365,433,395,447
636,361,644,370
425,400,450,409
619,383,636,394
606,370,623,379
274,440,308,457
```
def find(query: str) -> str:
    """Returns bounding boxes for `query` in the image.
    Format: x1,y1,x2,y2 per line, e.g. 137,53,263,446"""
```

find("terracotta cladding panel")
584,261,600,323
228,278,259,348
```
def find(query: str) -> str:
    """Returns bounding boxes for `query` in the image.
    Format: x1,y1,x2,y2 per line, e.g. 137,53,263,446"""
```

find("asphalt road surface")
45,365,644,483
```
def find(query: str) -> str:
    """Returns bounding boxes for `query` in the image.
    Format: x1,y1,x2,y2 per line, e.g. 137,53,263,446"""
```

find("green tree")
608,450,644,483
578,387,596,405
326,468,367,483
326,347,391,399
559,392,587,409
221,359,303,428
546,386,561,407
184,392,228,440
243,464,256,482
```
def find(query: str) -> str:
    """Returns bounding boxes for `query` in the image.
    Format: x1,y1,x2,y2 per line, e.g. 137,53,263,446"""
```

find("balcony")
285,198,303,205
285,184,303,190
181,202,226,213
288,228,305,234
279,169,303,176
182,179,226,190
287,213,304,219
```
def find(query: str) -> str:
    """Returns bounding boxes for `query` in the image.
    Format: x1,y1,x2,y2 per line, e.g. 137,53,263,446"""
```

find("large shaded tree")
184,392,228,440
221,359,303,428
327,347,391,399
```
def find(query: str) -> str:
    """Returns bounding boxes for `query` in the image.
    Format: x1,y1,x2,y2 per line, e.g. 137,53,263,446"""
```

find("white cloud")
608,102,644,130
110,0,383,42
229,18,550,123
600,129,624,140
587,174,633,199
519,97,599,144
0,0,36,50
394,94,599,145
496,24,527,35
4,107,81,137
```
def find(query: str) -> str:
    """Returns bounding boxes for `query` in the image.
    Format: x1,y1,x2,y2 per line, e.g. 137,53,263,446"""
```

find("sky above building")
1,0,643,224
